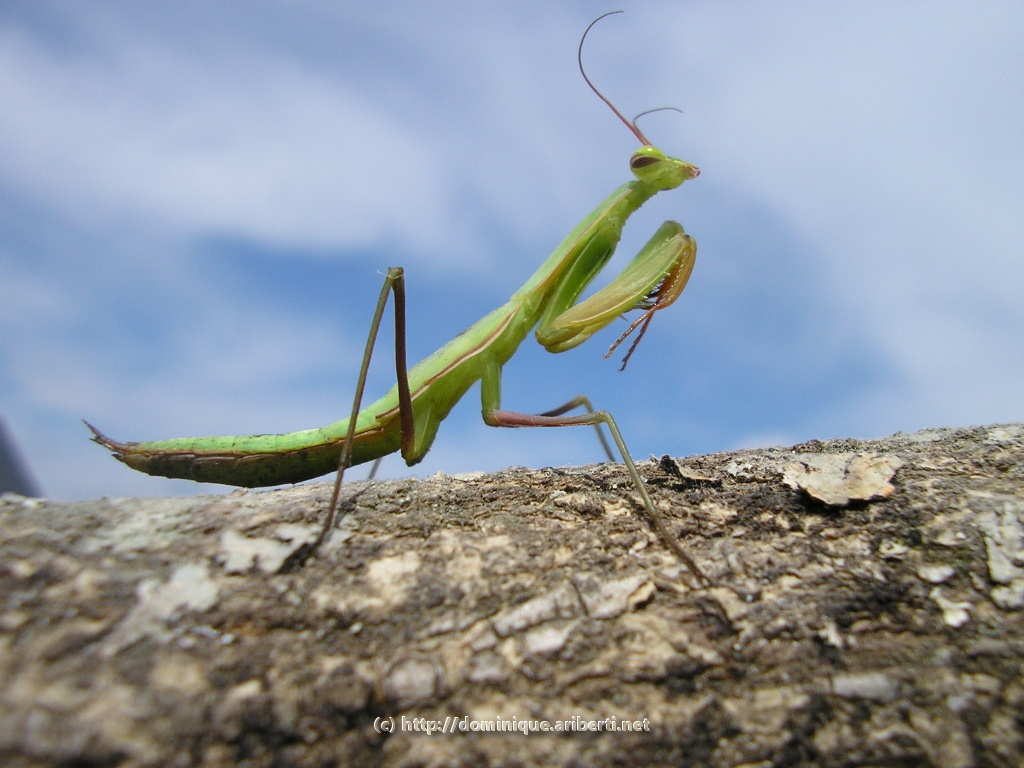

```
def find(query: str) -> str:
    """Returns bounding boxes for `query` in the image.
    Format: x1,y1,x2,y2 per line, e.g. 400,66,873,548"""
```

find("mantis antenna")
578,11,653,146
633,106,685,125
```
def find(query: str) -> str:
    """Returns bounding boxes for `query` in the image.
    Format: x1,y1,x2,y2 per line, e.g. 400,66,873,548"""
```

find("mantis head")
630,146,700,191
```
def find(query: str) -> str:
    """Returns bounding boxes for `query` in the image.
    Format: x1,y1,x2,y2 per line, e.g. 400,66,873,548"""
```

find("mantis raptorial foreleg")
89,12,710,585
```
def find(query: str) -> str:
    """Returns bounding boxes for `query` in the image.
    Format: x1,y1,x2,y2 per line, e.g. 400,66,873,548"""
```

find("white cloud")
0,15,452,253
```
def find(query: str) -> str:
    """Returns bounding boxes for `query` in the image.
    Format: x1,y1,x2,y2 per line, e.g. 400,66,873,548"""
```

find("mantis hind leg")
283,267,415,571
366,457,384,480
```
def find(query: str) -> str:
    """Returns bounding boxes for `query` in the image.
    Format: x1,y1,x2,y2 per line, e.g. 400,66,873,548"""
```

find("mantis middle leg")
481,362,710,588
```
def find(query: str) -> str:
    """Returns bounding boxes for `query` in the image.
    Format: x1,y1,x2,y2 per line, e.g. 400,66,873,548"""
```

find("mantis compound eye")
630,153,661,170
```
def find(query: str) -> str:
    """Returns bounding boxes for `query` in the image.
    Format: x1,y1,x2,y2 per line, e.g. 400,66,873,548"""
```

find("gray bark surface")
1,424,1022,767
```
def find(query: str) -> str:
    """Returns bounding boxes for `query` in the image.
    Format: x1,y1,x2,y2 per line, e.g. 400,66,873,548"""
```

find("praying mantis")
87,13,709,586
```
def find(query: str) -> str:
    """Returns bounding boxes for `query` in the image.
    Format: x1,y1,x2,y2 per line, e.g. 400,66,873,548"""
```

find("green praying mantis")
87,12,709,586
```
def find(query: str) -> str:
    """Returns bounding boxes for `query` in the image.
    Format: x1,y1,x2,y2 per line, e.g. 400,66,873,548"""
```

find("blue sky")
1,1,1022,500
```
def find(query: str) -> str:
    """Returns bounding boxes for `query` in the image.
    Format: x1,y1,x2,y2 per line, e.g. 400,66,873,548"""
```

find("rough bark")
1,424,1023,767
